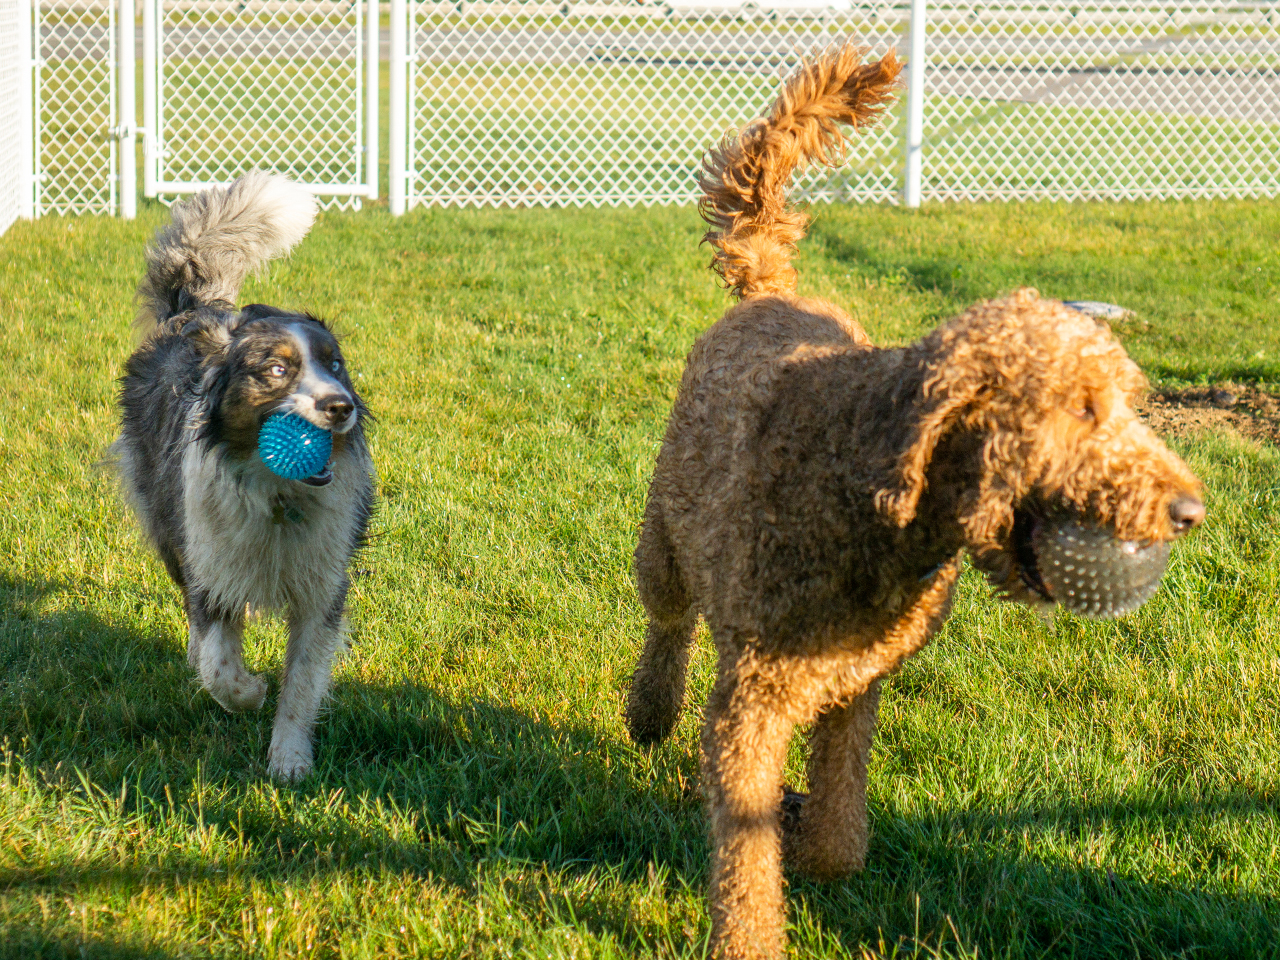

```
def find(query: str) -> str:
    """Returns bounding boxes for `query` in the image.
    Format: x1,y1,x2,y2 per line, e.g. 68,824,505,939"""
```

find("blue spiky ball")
258,413,332,481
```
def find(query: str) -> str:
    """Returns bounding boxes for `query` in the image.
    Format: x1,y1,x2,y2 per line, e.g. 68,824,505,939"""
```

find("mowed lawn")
1,198,1279,959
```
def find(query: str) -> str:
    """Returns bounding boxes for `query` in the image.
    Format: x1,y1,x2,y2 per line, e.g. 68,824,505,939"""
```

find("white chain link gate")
32,0,120,216
388,1,908,211
143,0,378,208
387,0,1280,210
909,1,1280,203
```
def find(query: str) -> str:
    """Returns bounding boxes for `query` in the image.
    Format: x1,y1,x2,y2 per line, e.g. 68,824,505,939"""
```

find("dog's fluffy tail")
698,42,902,299
135,171,318,336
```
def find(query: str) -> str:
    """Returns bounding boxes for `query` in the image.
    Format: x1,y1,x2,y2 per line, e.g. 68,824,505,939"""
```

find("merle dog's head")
184,304,361,482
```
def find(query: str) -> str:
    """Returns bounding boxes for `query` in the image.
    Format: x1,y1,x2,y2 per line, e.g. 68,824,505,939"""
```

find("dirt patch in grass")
1139,385,1280,445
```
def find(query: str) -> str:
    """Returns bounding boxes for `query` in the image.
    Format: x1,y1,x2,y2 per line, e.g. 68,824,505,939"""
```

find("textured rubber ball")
1033,520,1171,619
258,413,333,481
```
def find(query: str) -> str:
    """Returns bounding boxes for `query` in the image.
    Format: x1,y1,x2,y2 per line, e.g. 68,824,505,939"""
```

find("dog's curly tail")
699,42,902,300
135,171,318,338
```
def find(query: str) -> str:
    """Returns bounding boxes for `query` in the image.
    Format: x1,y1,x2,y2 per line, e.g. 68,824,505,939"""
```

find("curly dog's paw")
779,788,808,867
780,788,866,881
780,787,807,836
624,689,682,746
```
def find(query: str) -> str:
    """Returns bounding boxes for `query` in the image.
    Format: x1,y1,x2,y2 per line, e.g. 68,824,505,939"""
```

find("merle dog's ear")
180,316,233,356
874,379,984,527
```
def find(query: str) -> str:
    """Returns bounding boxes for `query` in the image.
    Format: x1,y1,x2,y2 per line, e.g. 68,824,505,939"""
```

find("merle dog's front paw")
267,736,314,783
206,672,267,713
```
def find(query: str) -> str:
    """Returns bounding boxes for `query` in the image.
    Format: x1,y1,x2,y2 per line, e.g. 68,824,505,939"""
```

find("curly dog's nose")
1169,496,1205,535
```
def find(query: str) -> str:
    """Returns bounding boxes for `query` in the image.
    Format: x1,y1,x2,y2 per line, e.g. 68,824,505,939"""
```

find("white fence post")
366,0,378,200
117,0,135,218
31,0,40,215
18,0,35,219
903,0,926,208
0,0,33,234
388,0,406,215
142,0,155,197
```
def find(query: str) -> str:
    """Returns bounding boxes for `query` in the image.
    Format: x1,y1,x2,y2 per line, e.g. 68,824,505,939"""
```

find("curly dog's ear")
874,383,983,527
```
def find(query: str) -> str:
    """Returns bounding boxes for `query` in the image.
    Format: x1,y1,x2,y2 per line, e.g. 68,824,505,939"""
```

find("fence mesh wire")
0,0,27,233
155,0,368,208
404,2,907,209
918,1,1280,202
37,0,116,215
403,1,1280,209
15,0,1280,223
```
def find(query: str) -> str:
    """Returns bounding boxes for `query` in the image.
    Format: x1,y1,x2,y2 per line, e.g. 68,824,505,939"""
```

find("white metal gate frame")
0,0,34,232
142,0,379,207
30,0,126,217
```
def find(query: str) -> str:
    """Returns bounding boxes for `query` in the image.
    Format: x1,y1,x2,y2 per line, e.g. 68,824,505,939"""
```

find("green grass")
1,197,1279,959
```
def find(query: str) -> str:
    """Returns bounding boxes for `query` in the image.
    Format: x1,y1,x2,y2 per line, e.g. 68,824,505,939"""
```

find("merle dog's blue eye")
331,360,341,373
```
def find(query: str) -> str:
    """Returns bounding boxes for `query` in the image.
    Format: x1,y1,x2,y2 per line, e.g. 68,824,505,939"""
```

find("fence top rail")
42,0,368,15
35,0,1280,12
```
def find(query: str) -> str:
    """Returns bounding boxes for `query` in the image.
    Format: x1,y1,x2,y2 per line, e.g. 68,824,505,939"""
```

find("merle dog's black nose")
1169,496,1205,535
316,395,354,425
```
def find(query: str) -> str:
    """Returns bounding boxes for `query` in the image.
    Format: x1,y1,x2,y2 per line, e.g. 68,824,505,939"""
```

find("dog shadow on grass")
305,686,1280,957
793,792,1280,958
0,572,703,951
0,573,270,778
3,574,1278,957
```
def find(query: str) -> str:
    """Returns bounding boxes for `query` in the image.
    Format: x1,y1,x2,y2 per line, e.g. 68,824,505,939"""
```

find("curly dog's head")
876,289,1203,617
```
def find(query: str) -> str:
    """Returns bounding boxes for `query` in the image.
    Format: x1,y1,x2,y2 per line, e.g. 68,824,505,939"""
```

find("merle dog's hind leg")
268,584,348,782
156,544,203,668
184,591,201,669
626,500,698,745
188,588,268,712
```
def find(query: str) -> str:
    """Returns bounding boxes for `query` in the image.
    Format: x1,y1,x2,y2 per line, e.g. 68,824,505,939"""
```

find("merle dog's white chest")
181,443,365,615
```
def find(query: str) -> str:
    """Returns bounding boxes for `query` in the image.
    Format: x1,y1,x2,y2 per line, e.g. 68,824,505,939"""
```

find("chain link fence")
35,0,118,215
147,0,377,209
393,1,1280,209
398,2,906,208
916,1,1280,202
3,1,1279,233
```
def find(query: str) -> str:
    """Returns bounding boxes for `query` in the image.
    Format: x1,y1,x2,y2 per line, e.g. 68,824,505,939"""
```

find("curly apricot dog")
624,41,1205,960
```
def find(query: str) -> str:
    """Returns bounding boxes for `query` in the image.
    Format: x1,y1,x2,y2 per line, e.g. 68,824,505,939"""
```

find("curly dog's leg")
785,679,881,880
703,652,798,960
626,501,697,745
626,608,698,745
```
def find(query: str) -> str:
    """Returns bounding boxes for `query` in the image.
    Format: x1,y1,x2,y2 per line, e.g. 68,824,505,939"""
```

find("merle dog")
114,172,373,780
